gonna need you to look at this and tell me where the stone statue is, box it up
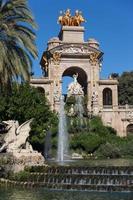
[67,73,84,97]
[54,90,60,102]
[73,73,78,83]
[92,91,98,102]
[0,119,33,153]
[58,9,86,26]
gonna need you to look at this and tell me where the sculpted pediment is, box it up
[49,44,102,57]
[41,43,103,69]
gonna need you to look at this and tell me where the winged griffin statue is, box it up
[0,119,33,153]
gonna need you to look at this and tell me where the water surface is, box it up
[0,187,132,200]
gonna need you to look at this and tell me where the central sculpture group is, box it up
[67,73,84,97]
[58,9,86,26]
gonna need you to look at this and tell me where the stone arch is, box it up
[62,66,88,95]
[36,87,45,94]
[103,88,112,106]
[126,124,133,136]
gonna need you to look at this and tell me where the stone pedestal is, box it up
[12,151,45,172]
[59,26,85,43]
[92,101,99,115]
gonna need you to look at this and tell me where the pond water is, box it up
[0,187,132,200]
[47,158,133,167]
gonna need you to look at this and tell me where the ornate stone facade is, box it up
[30,13,133,137]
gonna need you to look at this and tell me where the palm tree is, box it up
[0,0,38,91]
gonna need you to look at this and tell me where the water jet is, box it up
[57,96,69,163]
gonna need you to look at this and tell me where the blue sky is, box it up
[28,0,133,80]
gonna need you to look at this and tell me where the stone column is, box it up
[113,85,118,110]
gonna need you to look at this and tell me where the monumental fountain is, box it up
[44,74,133,192]
[0,10,133,195]
[0,69,133,193]
[0,75,133,193]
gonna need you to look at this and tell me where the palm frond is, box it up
[0,0,38,90]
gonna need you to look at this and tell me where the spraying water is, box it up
[44,130,51,160]
[57,96,69,162]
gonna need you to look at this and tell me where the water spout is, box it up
[57,96,69,162]
[44,130,51,160]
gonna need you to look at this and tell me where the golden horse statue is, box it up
[71,10,86,26]
[58,9,71,26]
[58,9,86,26]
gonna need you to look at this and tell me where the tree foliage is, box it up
[0,83,58,152]
[0,0,38,90]
[118,71,133,105]
[70,117,115,153]
[69,116,133,158]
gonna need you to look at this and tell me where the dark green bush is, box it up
[117,136,133,157]
[89,116,110,137]
[70,133,104,153]
[10,171,31,181]
[95,142,121,158]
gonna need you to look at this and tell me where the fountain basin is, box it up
[8,161,132,192]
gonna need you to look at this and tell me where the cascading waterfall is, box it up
[75,95,84,127]
[57,96,69,162]
[22,165,133,192]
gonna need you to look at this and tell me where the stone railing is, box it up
[102,105,133,110]
[118,105,133,110]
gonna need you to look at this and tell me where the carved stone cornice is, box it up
[49,43,103,58]
[122,118,133,122]
[30,78,53,84]
[98,79,119,85]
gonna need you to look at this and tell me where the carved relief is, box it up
[89,52,100,65]
[126,111,133,122]
[54,84,60,102]
[52,52,61,65]
[54,46,91,55]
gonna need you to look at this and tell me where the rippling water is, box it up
[0,187,133,200]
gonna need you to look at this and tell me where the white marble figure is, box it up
[0,119,33,153]
[67,73,84,97]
